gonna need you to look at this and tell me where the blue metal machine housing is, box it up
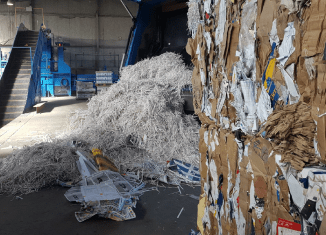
[124,0,191,67]
[41,41,72,96]
[0,51,8,79]
[123,0,194,112]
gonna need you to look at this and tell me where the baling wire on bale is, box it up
[0,52,200,195]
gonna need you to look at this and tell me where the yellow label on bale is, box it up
[264,58,276,90]
[92,148,102,156]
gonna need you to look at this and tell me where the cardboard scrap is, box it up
[259,102,317,170]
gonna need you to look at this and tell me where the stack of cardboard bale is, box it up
[76,81,96,100]
[186,0,326,234]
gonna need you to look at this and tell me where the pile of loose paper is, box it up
[0,52,200,199]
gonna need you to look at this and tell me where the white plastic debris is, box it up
[187,0,201,38]
[76,150,98,178]
[177,207,184,218]
[215,0,226,47]
[277,22,296,66]
[287,174,305,210]
[269,19,279,46]
[204,32,212,53]
[305,57,316,80]
[281,0,296,13]
[216,79,229,114]
[256,87,273,123]
[238,0,257,80]
[240,79,258,133]
[279,64,300,104]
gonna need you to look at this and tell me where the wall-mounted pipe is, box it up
[15,7,25,28]
[15,7,44,28]
[34,8,45,27]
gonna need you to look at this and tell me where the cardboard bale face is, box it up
[187,0,326,233]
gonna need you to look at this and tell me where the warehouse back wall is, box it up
[0,0,138,74]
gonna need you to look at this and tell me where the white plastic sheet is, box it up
[279,64,300,104]
[256,87,273,123]
[215,0,226,47]
[277,22,296,66]
[269,19,280,46]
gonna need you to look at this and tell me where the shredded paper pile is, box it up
[69,52,199,168]
[0,52,200,195]
[0,142,80,195]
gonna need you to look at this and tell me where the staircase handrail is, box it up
[0,23,29,88]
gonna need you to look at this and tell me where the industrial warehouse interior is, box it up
[1,0,326,235]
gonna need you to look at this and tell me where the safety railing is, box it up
[25,25,46,109]
[0,46,33,76]
[0,58,8,78]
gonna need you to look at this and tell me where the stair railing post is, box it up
[30,47,33,76]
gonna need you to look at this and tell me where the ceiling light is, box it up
[7,0,14,6]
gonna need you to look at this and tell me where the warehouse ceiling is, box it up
[0,0,30,3]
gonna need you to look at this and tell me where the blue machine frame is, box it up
[124,0,168,67]
[0,51,8,79]
[41,41,72,97]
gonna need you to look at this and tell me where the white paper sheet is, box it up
[277,22,295,66]
[269,19,279,46]
[256,87,273,122]
[215,0,226,46]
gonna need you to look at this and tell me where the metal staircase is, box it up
[0,24,43,128]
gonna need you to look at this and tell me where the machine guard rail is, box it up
[25,25,46,109]
[0,23,28,88]
[0,47,33,77]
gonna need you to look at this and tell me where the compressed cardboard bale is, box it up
[186,0,326,233]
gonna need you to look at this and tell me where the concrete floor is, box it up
[0,185,200,235]
[0,96,200,235]
[0,97,88,158]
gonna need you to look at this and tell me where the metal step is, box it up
[0,94,28,100]
[6,74,31,79]
[12,55,33,59]
[9,70,31,76]
[12,49,36,54]
[16,42,37,46]
[4,88,28,95]
[12,48,36,54]
[17,36,39,40]
[13,52,35,57]
[18,31,39,35]
[0,112,21,120]
[0,105,24,113]
[4,77,30,84]
[11,59,32,64]
[9,69,31,77]
[10,65,31,70]
[14,46,36,49]
[0,99,26,106]
[5,83,29,90]
[11,62,32,66]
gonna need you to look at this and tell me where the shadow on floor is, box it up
[0,185,200,235]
